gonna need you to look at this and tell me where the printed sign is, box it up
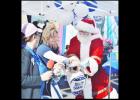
[70,75,86,96]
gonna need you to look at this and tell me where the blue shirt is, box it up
[36,43,51,64]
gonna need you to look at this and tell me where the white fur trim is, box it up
[80,40,91,62]
[88,57,98,76]
[77,33,103,62]
[92,56,101,63]
[77,31,103,44]
[82,57,98,76]
[75,21,99,34]
[90,32,103,40]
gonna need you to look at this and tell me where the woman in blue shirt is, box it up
[36,22,68,99]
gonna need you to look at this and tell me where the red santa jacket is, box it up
[67,36,112,98]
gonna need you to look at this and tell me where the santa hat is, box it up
[75,18,100,34]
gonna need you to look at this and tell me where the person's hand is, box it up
[53,63,64,76]
[80,58,92,76]
[66,56,81,72]
[82,57,98,77]
[40,71,53,81]
[83,68,93,76]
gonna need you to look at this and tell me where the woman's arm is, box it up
[43,51,67,63]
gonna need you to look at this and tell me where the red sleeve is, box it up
[66,36,80,58]
[90,39,104,64]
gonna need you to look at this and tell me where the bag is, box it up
[69,71,86,96]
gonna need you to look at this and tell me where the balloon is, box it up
[74,3,89,19]
[61,1,77,11]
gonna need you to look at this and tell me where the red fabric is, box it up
[75,91,84,99]
[90,39,104,64]
[67,36,80,58]
[67,36,103,64]
[67,36,110,98]
[94,87,113,99]
[91,68,110,94]
[76,95,84,99]
[82,18,95,27]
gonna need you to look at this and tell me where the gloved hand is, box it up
[81,57,98,77]
[65,56,81,72]
[40,71,53,81]
[53,63,65,76]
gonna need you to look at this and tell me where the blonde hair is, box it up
[42,22,58,44]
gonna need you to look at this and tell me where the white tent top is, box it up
[22,1,118,16]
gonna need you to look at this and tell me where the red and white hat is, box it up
[75,18,100,34]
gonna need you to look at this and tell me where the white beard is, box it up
[77,33,93,62]
[77,32,102,62]
[77,33,91,44]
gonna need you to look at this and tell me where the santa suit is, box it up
[67,33,113,99]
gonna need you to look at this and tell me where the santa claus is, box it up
[66,18,118,99]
